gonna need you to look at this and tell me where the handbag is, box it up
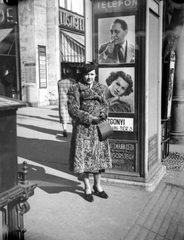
[97,120,113,141]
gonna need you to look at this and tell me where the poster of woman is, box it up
[99,67,135,113]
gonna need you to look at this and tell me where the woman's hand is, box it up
[100,112,106,120]
[92,116,101,124]
[108,96,118,106]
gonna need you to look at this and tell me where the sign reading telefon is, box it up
[93,0,138,13]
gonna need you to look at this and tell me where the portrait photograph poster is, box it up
[99,67,135,113]
[98,15,135,52]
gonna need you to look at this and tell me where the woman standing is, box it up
[67,62,112,202]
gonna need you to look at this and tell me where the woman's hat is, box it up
[81,62,98,75]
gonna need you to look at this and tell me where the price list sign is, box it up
[39,56,47,88]
[38,46,47,88]
[109,139,135,171]
[24,63,36,83]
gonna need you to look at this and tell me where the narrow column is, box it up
[168,4,184,143]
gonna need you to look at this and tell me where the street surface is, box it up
[16,105,184,240]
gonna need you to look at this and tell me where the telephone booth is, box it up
[85,0,166,191]
[0,96,37,240]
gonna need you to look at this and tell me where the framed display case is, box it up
[86,0,165,188]
[92,0,139,173]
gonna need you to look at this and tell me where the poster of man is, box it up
[99,67,135,113]
[98,16,135,64]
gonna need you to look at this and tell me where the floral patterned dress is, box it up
[67,81,112,174]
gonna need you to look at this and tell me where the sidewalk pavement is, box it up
[16,105,184,240]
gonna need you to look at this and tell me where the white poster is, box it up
[108,117,133,131]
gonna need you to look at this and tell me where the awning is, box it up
[62,30,84,46]
[0,28,14,55]
[60,30,85,63]
[0,28,13,42]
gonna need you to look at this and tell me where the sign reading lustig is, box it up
[59,8,84,32]
[93,0,138,13]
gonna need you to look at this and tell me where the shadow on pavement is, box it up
[48,114,59,119]
[17,122,84,196]
[48,107,58,111]
[18,163,84,197]
[17,136,72,173]
[18,114,59,123]
[17,123,65,136]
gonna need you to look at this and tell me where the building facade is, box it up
[0,0,84,106]
[0,0,19,98]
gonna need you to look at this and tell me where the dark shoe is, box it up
[85,193,94,202]
[93,185,109,199]
[63,130,67,137]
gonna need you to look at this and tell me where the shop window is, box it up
[0,1,19,99]
[59,0,84,16]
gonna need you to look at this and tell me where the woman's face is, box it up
[83,69,96,86]
[109,76,129,97]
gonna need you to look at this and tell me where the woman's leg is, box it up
[63,122,67,131]
[83,173,91,194]
[62,122,67,137]
[93,173,103,192]
[83,173,94,202]
[93,172,109,199]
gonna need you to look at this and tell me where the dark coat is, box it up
[1,71,14,98]
[67,81,112,173]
